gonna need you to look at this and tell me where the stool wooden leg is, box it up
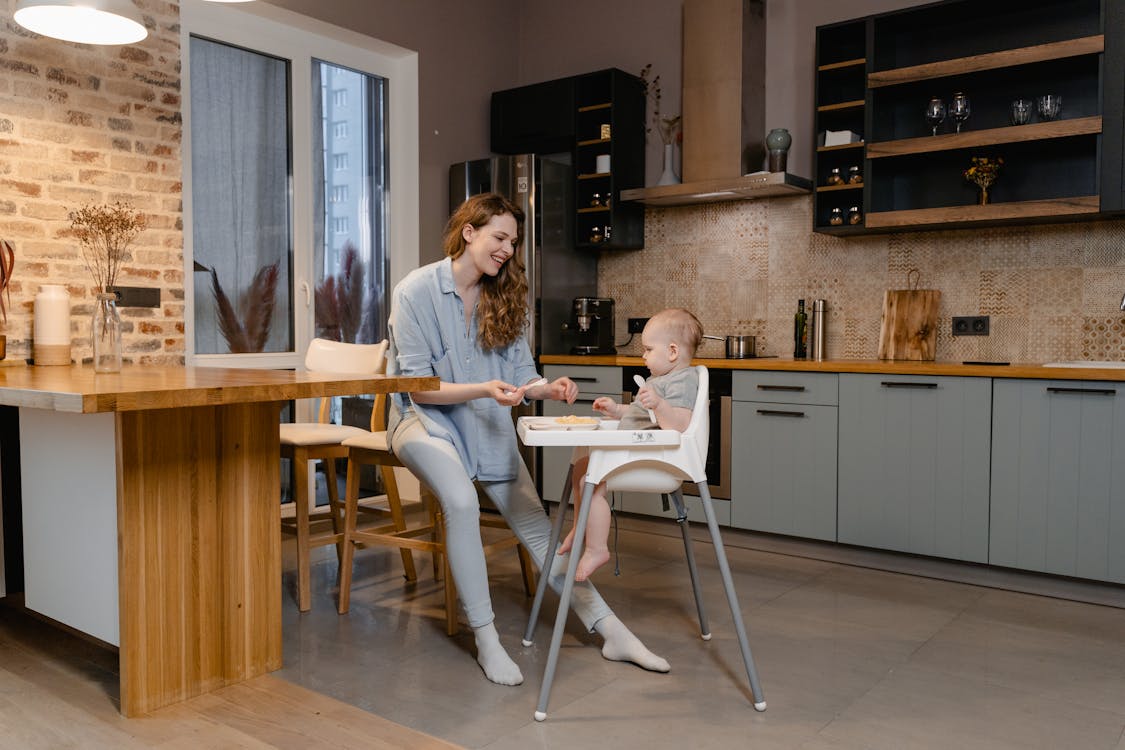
[294,449,312,613]
[380,465,417,582]
[324,458,345,564]
[337,454,361,615]
[424,488,442,581]
[517,544,536,596]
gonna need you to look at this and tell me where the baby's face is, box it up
[640,321,676,376]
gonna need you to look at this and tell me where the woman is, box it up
[386,192,669,685]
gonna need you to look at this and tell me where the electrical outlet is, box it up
[627,317,649,333]
[108,285,160,308]
[952,315,990,336]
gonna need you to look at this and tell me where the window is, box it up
[333,88,347,107]
[333,216,348,234]
[331,185,348,203]
[333,121,348,138]
[333,153,348,170]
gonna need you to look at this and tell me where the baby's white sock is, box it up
[473,622,524,685]
[594,614,670,672]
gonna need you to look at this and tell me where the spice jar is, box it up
[590,227,604,243]
[848,206,863,225]
[828,207,844,226]
[590,192,603,207]
[847,166,863,185]
[826,167,844,186]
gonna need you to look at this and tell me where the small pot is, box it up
[703,334,756,359]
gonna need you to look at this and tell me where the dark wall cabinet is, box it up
[813,0,1125,235]
[491,68,645,250]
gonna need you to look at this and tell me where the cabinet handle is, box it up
[1046,386,1116,396]
[880,381,938,389]
[757,408,806,418]
[570,377,598,383]
[757,384,806,392]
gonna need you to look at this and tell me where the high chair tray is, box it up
[517,417,681,447]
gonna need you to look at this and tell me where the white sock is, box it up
[594,614,670,672]
[473,622,524,686]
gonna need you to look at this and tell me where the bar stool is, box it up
[280,338,417,612]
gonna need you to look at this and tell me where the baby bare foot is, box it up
[557,528,576,555]
[574,548,611,582]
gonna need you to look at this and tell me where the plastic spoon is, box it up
[633,374,657,424]
[507,377,547,395]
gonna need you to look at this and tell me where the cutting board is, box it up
[878,288,941,361]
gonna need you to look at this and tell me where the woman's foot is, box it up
[473,623,524,686]
[594,615,670,672]
[574,547,610,582]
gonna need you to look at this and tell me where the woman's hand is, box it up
[484,379,528,406]
[531,376,578,404]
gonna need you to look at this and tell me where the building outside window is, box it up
[333,153,348,170]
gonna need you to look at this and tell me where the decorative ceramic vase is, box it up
[766,128,792,172]
[657,143,679,185]
[33,284,71,366]
[92,291,122,373]
[978,186,989,205]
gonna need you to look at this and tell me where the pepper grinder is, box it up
[810,299,827,361]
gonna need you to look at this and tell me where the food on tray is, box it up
[556,415,598,425]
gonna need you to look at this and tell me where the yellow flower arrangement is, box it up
[964,156,1003,191]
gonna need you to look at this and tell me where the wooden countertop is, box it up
[539,354,1125,381]
[0,364,438,414]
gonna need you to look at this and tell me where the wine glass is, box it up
[951,92,971,133]
[1038,94,1061,121]
[925,97,946,136]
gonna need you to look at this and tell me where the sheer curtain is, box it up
[189,36,293,355]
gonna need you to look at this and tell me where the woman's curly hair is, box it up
[443,192,528,350]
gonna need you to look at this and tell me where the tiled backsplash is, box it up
[599,196,1125,364]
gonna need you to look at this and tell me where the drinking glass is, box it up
[1038,94,1061,121]
[951,92,971,133]
[1010,99,1032,125]
[925,97,946,136]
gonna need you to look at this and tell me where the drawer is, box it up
[733,371,838,406]
[543,365,622,395]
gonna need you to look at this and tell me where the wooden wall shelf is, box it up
[818,58,866,72]
[867,116,1103,158]
[817,99,865,112]
[816,142,865,153]
[816,184,863,193]
[620,172,812,206]
[865,195,1100,228]
[868,35,1104,88]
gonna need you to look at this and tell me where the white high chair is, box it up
[521,365,766,721]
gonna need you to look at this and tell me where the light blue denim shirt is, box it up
[387,258,540,482]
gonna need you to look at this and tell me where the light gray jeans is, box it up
[390,415,613,631]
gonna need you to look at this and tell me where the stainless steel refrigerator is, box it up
[450,154,598,490]
[449,154,598,358]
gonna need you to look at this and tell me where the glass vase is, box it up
[978,186,990,206]
[92,292,122,373]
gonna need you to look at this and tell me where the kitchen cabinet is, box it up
[730,371,838,541]
[837,373,991,562]
[490,76,576,156]
[813,0,1125,234]
[990,379,1125,583]
[573,69,645,250]
[539,365,623,503]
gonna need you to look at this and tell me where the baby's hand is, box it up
[592,397,619,416]
[635,384,662,411]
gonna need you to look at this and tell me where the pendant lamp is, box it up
[14,0,147,45]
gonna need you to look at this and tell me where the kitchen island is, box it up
[0,364,436,717]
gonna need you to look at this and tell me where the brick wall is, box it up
[0,1,184,364]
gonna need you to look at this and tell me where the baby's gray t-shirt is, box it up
[619,367,699,430]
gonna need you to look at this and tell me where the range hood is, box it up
[622,0,812,207]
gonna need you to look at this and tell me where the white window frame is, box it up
[180,0,419,369]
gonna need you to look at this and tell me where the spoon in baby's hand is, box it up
[632,374,657,424]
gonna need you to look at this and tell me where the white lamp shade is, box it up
[202,0,255,3]
[15,0,147,45]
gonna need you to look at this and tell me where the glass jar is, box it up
[848,206,863,225]
[847,166,863,185]
[92,291,123,373]
[590,192,603,207]
[826,167,844,186]
[590,227,604,243]
[828,207,844,226]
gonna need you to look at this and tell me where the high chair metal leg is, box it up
[668,491,711,640]
[533,480,596,722]
[522,463,573,647]
[696,481,766,711]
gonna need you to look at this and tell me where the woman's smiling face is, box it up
[462,213,519,277]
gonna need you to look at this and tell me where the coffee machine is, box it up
[567,297,616,355]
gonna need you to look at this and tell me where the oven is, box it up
[622,366,731,500]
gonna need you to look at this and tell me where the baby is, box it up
[558,308,703,581]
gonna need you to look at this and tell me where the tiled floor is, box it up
[280,515,1125,750]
